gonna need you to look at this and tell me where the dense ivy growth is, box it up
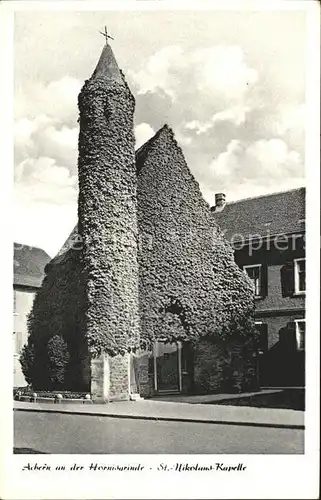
[26,249,89,390]
[20,342,35,386]
[47,335,70,387]
[193,337,258,394]
[24,45,257,393]
[77,72,140,358]
[136,125,256,349]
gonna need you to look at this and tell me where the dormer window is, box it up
[294,258,306,294]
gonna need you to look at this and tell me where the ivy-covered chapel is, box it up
[25,40,258,401]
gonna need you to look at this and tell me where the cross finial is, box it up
[99,26,114,45]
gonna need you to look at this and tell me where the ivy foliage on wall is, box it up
[25,52,141,389]
[136,125,256,349]
[25,249,88,390]
[24,124,257,391]
[23,49,256,392]
[77,73,140,359]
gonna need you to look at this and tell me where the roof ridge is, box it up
[224,186,305,206]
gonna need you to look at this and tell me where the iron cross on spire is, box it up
[99,26,114,45]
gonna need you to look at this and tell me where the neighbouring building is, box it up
[13,243,51,387]
[24,40,259,401]
[214,188,306,388]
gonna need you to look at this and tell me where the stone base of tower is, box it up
[90,353,131,402]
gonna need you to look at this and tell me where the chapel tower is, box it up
[77,35,140,401]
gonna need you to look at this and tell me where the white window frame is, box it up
[294,258,306,295]
[13,331,23,355]
[294,319,305,351]
[243,264,262,297]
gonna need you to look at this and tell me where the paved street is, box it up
[14,410,304,454]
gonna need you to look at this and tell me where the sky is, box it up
[13,8,307,257]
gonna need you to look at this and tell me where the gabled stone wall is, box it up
[136,125,258,393]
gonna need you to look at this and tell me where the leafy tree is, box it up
[19,340,35,386]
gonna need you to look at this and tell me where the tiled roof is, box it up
[213,187,305,242]
[91,41,123,83]
[14,243,51,288]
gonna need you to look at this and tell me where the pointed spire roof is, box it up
[91,42,123,83]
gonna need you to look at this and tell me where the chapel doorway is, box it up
[153,341,182,393]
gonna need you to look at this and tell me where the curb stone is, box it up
[14,406,305,430]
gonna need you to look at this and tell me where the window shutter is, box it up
[260,263,268,297]
[280,261,295,297]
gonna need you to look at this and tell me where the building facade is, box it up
[24,41,259,401]
[13,243,51,387]
[214,188,306,388]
